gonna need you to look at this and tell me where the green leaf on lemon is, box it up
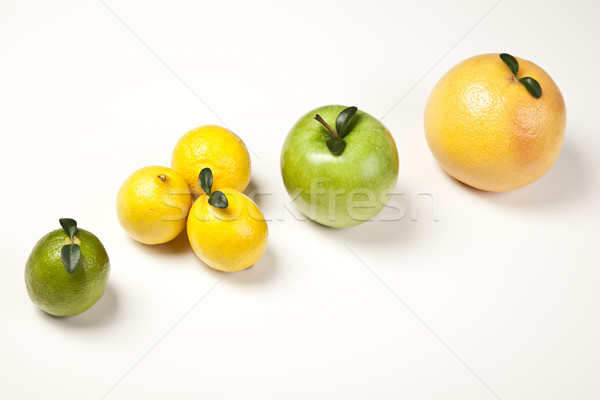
[59,218,77,240]
[208,191,228,209]
[336,106,357,139]
[199,168,213,195]
[518,77,542,98]
[500,53,519,76]
[61,243,81,274]
[326,138,346,155]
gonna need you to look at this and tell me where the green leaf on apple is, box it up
[336,106,357,139]
[199,167,213,195]
[208,191,228,209]
[314,107,359,156]
[326,138,346,155]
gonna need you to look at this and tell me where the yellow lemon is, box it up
[116,166,192,245]
[171,125,251,197]
[424,53,566,191]
[187,169,267,271]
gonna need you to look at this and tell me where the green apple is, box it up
[280,105,399,228]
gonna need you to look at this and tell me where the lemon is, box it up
[424,53,566,191]
[116,166,192,245]
[187,169,267,272]
[171,125,251,197]
[25,219,110,317]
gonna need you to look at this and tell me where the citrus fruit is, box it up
[171,125,251,197]
[187,168,268,272]
[116,166,192,245]
[424,53,566,191]
[25,219,110,317]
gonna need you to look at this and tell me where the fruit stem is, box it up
[158,174,166,182]
[314,114,340,141]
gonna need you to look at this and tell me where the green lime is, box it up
[25,219,110,317]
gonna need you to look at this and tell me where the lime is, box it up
[25,219,110,317]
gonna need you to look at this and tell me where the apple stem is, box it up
[314,114,340,141]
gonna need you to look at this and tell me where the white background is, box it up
[1,0,599,399]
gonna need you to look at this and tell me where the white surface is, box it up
[1,0,599,399]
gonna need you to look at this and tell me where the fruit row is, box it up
[25,53,566,317]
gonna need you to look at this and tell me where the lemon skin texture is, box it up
[171,125,251,197]
[187,189,268,272]
[25,228,110,317]
[424,53,566,192]
[116,166,192,245]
